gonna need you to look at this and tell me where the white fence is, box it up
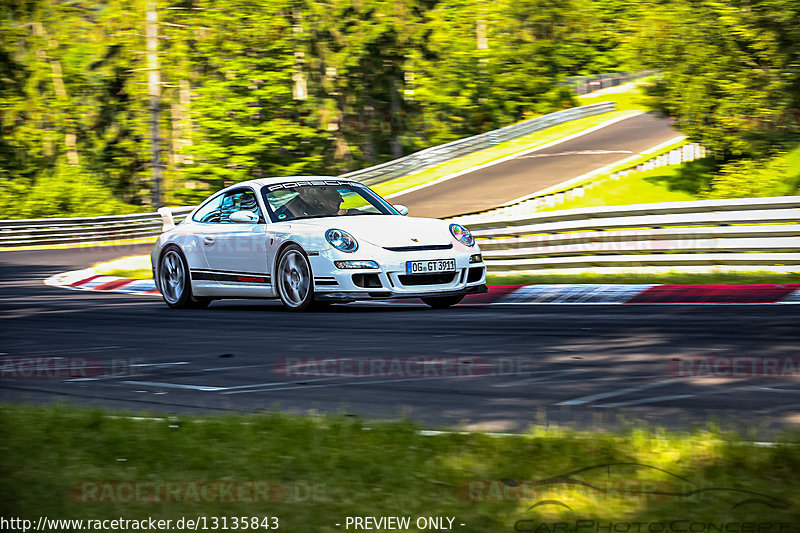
[458,197,800,275]
[0,207,194,248]
[2,196,798,277]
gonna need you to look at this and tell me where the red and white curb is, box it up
[44,269,800,304]
[45,268,159,295]
[488,283,800,305]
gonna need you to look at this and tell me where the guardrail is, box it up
[0,207,195,247]
[342,101,616,187]
[2,195,798,277]
[455,197,800,274]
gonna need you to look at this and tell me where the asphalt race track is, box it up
[393,112,679,218]
[2,246,799,437]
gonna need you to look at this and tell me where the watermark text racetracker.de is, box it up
[69,480,329,505]
[71,481,284,504]
[273,356,536,379]
[1,515,279,532]
[0,356,144,379]
[668,356,800,378]
[459,479,675,504]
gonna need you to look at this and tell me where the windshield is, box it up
[261,181,398,222]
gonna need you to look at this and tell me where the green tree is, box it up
[0,0,151,216]
[0,0,637,218]
[628,0,800,159]
[162,0,332,203]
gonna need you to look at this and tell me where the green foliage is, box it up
[628,0,800,160]
[704,154,793,199]
[407,0,587,145]
[0,160,139,218]
[0,0,149,217]
[2,0,637,217]
[15,0,800,216]
[166,0,330,203]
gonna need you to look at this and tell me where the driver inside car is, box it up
[295,186,351,217]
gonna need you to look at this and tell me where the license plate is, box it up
[406,259,456,274]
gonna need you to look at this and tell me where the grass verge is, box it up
[575,81,651,113]
[0,236,158,253]
[1,405,798,531]
[93,255,153,279]
[533,139,800,213]
[533,158,711,212]
[101,268,152,279]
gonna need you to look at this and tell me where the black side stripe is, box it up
[191,270,271,284]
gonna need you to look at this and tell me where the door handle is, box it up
[202,236,215,246]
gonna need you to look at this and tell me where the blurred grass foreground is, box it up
[1,404,799,531]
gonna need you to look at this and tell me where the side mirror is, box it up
[394,204,410,216]
[229,210,259,224]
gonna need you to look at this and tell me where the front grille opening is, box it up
[353,273,383,288]
[398,272,457,286]
[467,267,484,283]
[383,243,453,252]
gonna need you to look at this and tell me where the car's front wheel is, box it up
[421,295,465,309]
[276,244,315,311]
[158,247,210,309]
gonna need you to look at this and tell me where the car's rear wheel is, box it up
[421,295,464,309]
[158,247,210,309]
[276,244,314,311]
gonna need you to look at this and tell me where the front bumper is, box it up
[308,248,487,302]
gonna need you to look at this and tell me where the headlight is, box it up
[449,223,475,247]
[325,228,358,253]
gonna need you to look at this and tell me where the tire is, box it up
[158,247,210,309]
[275,244,315,312]
[421,295,465,309]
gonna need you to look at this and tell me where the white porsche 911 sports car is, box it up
[152,176,487,311]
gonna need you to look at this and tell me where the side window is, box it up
[219,188,262,224]
[192,194,224,224]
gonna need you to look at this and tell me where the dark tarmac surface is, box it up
[2,246,798,436]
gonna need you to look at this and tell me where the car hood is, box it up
[286,215,454,248]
